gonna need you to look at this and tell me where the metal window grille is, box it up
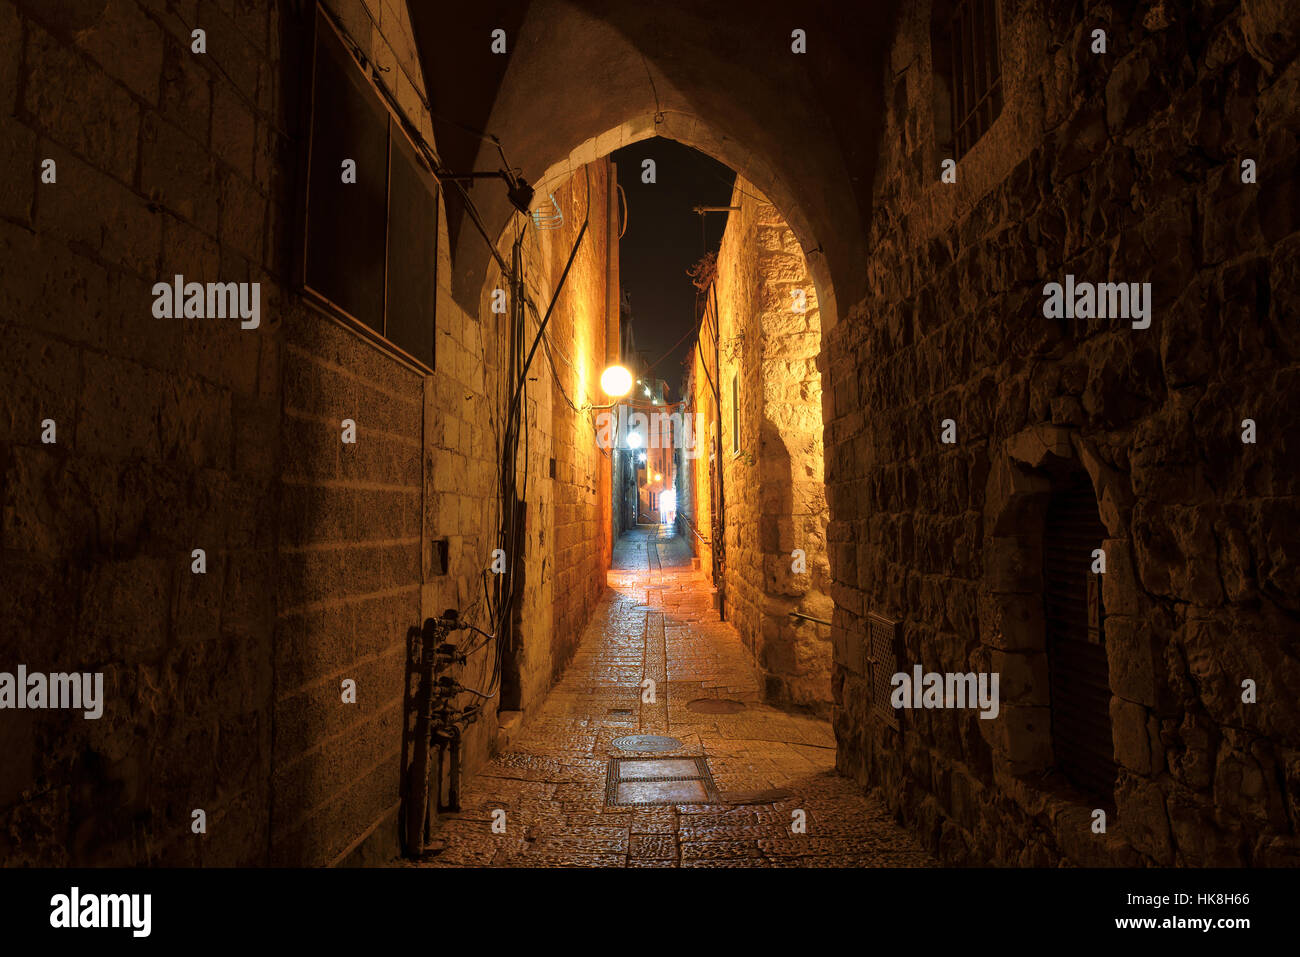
[948,0,1003,158]
[867,612,901,730]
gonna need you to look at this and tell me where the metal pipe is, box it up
[430,738,445,836]
[403,623,436,858]
[679,513,710,545]
[788,610,832,627]
[447,727,462,813]
[432,726,462,813]
[607,161,620,368]
[711,283,726,621]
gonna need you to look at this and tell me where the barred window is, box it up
[933,0,1003,160]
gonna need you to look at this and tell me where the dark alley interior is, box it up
[1,0,1298,930]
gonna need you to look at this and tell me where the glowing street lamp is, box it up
[600,364,633,398]
[626,431,643,449]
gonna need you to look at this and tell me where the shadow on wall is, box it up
[757,418,833,716]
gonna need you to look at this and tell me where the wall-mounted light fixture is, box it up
[600,364,633,398]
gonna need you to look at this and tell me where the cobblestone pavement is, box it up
[408,527,935,868]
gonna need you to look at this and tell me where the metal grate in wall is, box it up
[948,0,1003,158]
[867,612,901,730]
[1043,474,1116,802]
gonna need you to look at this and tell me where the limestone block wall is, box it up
[275,0,483,868]
[682,358,717,582]
[710,178,832,712]
[0,0,613,867]
[825,0,1300,865]
[0,0,283,865]
[487,160,614,714]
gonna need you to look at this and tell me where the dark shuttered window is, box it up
[303,7,438,370]
[1043,473,1116,802]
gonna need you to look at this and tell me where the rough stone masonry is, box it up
[0,0,1296,874]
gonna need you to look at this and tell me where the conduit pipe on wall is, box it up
[606,161,621,369]
[403,620,437,857]
[710,283,726,620]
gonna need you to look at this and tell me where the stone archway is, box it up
[408,0,903,325]
[526,117,841,331]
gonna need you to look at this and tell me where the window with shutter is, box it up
[1043,473,1116,802]
[302,7,439,371]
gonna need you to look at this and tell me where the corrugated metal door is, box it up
[1043,474,1116,801]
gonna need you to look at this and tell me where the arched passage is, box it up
[410,0,903,326]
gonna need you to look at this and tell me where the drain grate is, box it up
[611,734,682,752]
[686,698,747,714]
[605,756,720,807]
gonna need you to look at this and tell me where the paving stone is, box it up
[406,528,934,868]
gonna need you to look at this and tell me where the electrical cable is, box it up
[640,315,708,379]
[450,178,511,276]
[504,212,589,432]
[422,159,595,720]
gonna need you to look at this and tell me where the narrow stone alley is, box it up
[410,528,934,868]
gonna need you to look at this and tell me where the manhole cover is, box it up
[611,734,683,752]
[686,698,747,714]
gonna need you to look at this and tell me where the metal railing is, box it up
[788,610,832,627]
[678,513,710,546]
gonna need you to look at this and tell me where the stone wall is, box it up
[275,0,480,869]
[0,0,613,866]
[693,178,832,713]
[487,160,614,714]
[826,0,1300,865]
[682,356,717,586]
[0,0,282,865]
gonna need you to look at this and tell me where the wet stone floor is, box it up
[407,527,935,868]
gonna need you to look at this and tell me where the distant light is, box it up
[653,472,663,483]
[638,453,646,464]
[627,431,643,449]
[660,490,676,514]
[600,364,633,398]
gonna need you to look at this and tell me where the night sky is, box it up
[613,138,735,397]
